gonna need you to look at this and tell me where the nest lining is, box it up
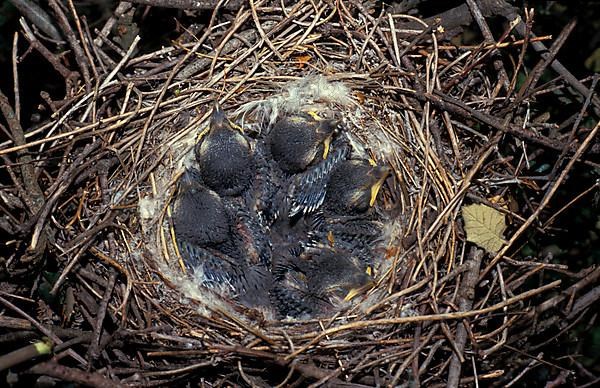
[1,1,598,386]
[138,76,402,320]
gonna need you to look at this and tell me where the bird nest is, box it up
[1,1,599,386]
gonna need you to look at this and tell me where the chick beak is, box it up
[307,111,322,120]
[343,279,376,301]
[322,133,332,159]
[180,169,196,187]
[369,166,391,207]
[210,103,226,128]
[320,119,339,159]
[210,103,243,133]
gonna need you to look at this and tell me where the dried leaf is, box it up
[294,54,312,68]
[462,204,507,253]
[488,195,508,208]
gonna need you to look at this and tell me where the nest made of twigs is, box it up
[1,1,599,386]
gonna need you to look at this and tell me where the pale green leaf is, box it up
[462,204,507,253]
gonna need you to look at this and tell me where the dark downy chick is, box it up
[172,169,230,247]
[223,196,273,269]
[178,240,272,308]
[268,112,339,173]
[270,256,313,318]
[173,170,272,308]
[268,197,315,318]
[325,160,391,215]
[304,247,373,312]
[306,160,390,267]
[243,140,286,227]
[269,194,313,258]
[270,247,373,318]
[287,138,350,218]
[306,214,384,267]
[195,104,256,197]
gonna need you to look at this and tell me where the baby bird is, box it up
[271,247,373,318]
[225,197,273,269]
[324,160,391,215]
[287,139,350,218]
[305,247,373,311]
[178,240,272,308]
[172,169,230,247]
[195,104,255,197]
[270,257,313,318]
[305,215,384,268]
[242,140,286,227]
[268,112,339,173]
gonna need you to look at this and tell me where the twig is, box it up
[0,339,52,371]
[48,0,92,92]
[27,361,124,388]
[0,294,86,366]
[465,0,510,92]
[543,74,599,190]
[87,270,118,364]
[513,19,577,107]
[507,8,600,111]
[19,18,78,92]
[12,32,20,124]
[447,248,484,388]
[93,2,132,47]
[8,0,62,41]
[288,280,561,359]
[249,0,284,60]
[0,88,47,261]
[127,0,243,10]
[480,120,600,280]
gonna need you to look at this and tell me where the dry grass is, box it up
[0,1,598,386]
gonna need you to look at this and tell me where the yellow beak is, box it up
[369,166,391,206]
[369,177,385,207]
[230,122,244,134]
[307,111,322,120]
[322,134,332,159]
[343,281,375,302]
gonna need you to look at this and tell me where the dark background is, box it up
[0,0,598,383]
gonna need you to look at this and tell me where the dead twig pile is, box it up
[0,0,599,386]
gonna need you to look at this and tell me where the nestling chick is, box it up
[270,257,313,318]
[225,197,273,268]
[306,215,384,267]
[325,160,391,215]
[242,140,286,226]
[195,104,256,196]
[287,139,350,218]
[172,169,230,247]
[270,246,373,318]
[305,247,373,311]
[268,112,339,173]
[178,240,272,308]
